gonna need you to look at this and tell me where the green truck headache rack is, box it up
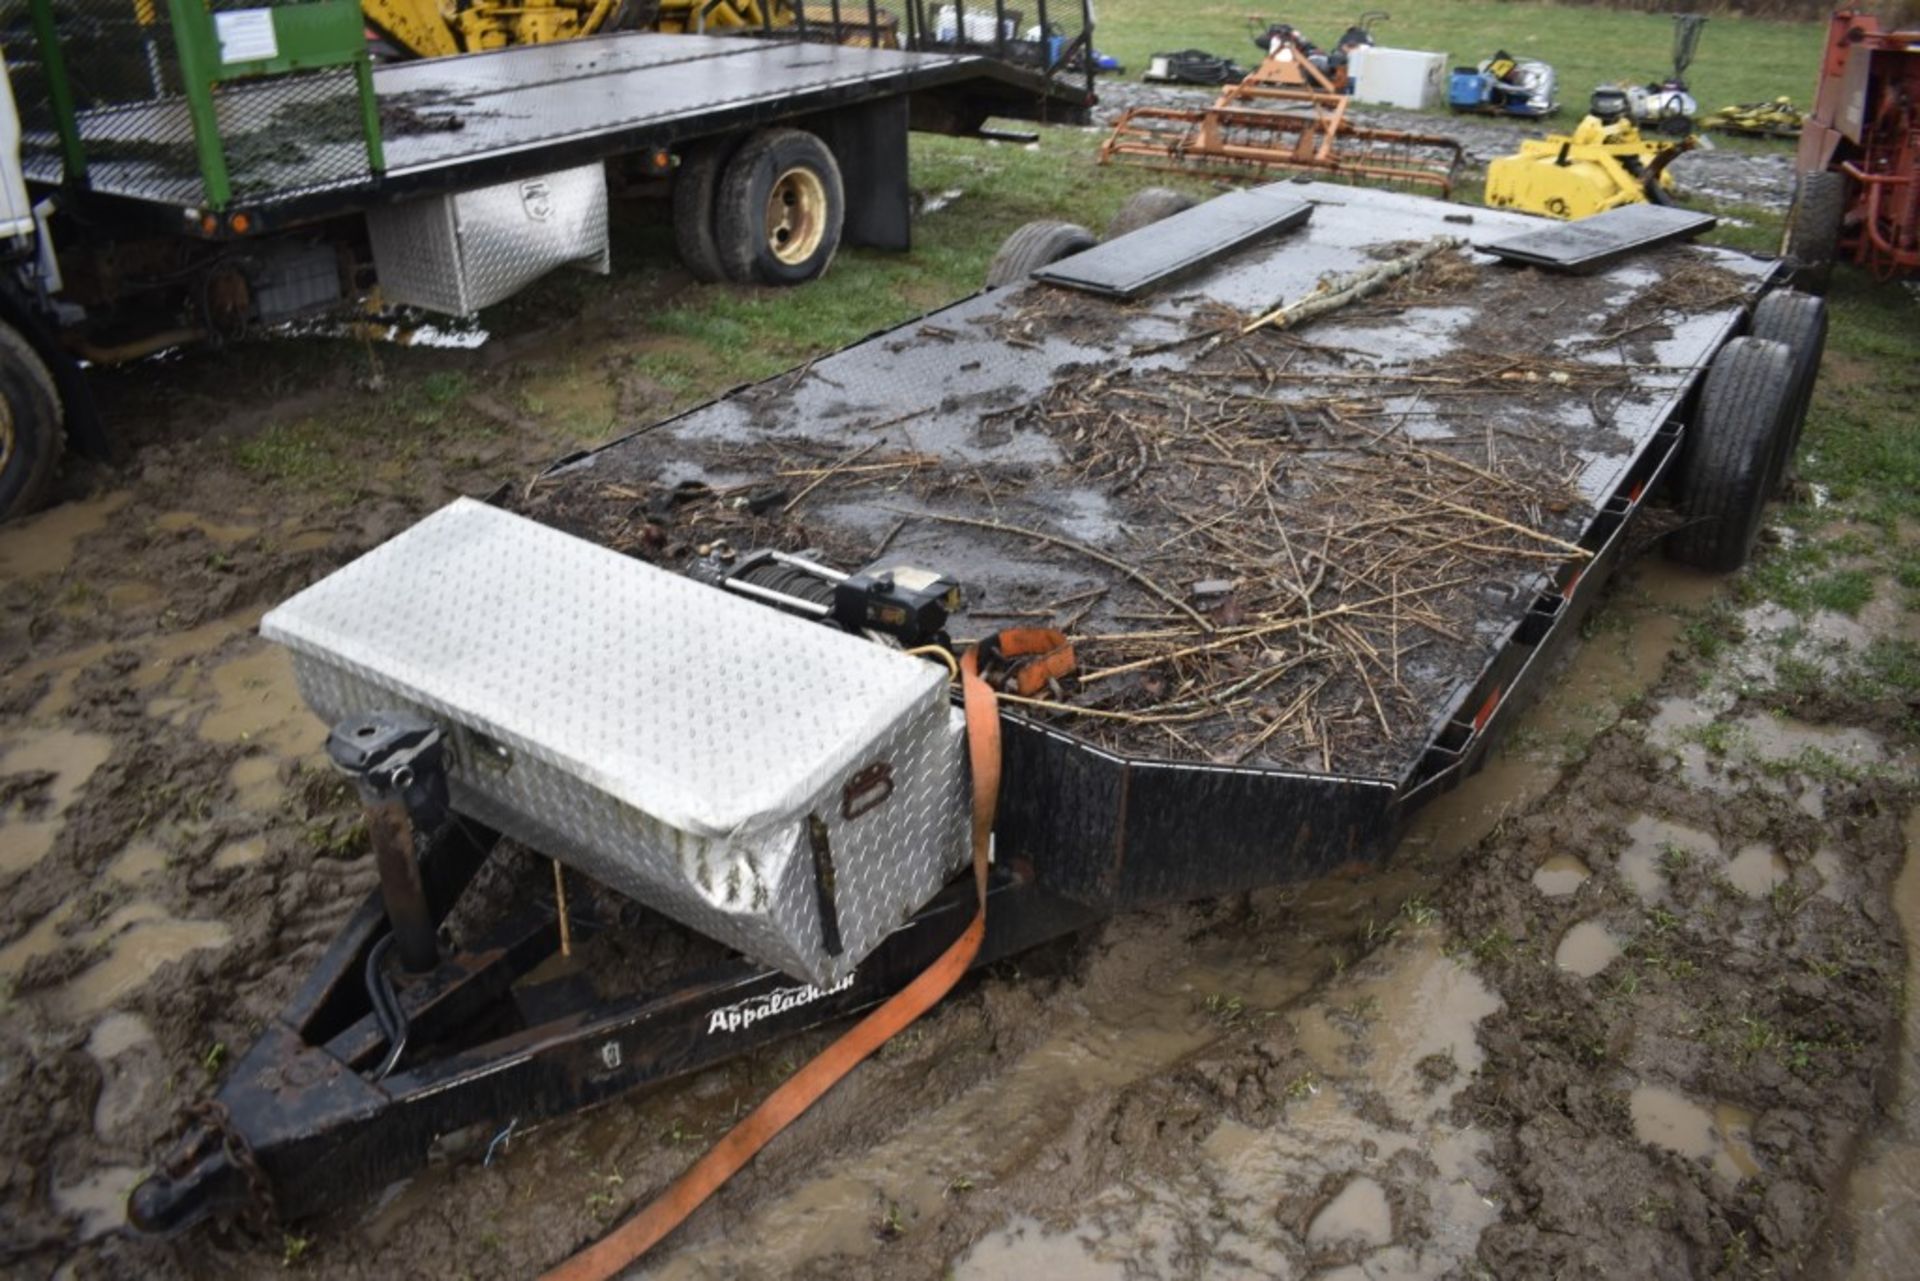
[9,0,382,211]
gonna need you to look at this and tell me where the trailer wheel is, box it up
[0,322,64,523]
[714,128,845,286]
[984,220,1096,289]
[1783,170,1846,295]
[1749,289,1827,491]
[673,136,744,284]
[1666,337,1795,573]
[1104,187,1196,240]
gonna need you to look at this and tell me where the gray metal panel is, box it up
[1476,203,1719,273]
[21,33,974,205]
[261,498,970,986]
[366,162,610,315]
[1034,187,1314,298]
[531,182,1776,784]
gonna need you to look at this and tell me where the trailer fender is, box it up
[795,97,911,253]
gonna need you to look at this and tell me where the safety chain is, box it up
[174,1099,279,1229]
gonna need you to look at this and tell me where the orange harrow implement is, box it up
[1100,35,1464,196]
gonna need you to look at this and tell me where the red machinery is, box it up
[1790,9,1920,284]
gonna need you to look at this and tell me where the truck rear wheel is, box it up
[1666,336,1795,573]
[715,128,845,286]
[1783,170,1845,295]
[1104,187,1196,240]
[673,136,743,284]
[984,220,1096,288]
[0,322,64,523]
[1749,288,1827,491]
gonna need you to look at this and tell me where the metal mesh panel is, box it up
[5,0,373,204]
[212,65,370,201]
[4,0,183,187]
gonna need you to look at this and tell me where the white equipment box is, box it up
[1349,46,1449,111]
[262,499,971,987]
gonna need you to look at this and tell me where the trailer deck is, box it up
[522,183,1773,903]
[21,31,1075,222]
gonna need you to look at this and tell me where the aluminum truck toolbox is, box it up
[260,497,969,986]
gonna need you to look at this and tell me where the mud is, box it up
[0,204,1913,1281]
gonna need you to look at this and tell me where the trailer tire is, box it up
[1104,187,1196,240]
[1749,289,1826,491]
[0,322,64,524]
[984,220,1096,288]
[1783,170,1845,295]
[1666,337,1795,574]
[674,136,743,284]
[714,128,844,286]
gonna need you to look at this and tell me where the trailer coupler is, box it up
[128,713,1095,1233]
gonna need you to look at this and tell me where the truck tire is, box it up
[0,321,64,523]
[1749,288,1826,491]
[1104,187,1196,240]
[673,136,742,284]
[984,220,1096,289]
[1666,337,1795,573]
[714,128,844,286]
[1783,170,1845,295]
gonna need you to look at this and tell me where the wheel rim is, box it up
[765,166,827,266]
[0,398,13,479]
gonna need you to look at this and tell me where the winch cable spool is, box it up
[542,630,1074,1281]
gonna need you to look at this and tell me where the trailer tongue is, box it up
[130,184,1815,1244]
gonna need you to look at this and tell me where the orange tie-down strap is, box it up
[540,630,1070,1281]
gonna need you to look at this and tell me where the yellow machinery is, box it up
[365,0,800,59]
[1484,88,1693,220]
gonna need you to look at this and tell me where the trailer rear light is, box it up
[229,213,253,234]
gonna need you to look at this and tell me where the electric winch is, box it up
[710,548,963,650]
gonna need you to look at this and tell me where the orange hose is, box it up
[540,633,1066,1281]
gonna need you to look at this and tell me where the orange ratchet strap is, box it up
[540,630,1069,1281]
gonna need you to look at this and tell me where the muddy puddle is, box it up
[1825,808,1920,1277]
[617,558,1717,1279]
[1,432,1913,1281]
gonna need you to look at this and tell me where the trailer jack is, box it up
[128,712,1091,1232]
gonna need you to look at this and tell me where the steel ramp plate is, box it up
[1477,204,1718,273]
[261,498,969,986]
[1033,186,1315,298]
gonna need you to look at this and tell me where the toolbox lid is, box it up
[261,498,949,837]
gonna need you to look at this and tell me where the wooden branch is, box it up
[1240,236,1466,337]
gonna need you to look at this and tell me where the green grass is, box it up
[616,130,1212,401]
[1090,0,1828,119]
[1796,277,1920,526]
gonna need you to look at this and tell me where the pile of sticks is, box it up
[946,334,1595,775]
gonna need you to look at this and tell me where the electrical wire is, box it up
[364,934,409,1081]
[903,644,960,682]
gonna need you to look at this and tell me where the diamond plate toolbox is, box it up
[366,163,611,315]
[261,498,969,986]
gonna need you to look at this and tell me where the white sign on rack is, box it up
[214,9,279,65]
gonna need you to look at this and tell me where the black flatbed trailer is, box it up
[129,185,1796,1239]
[23,30,1091,235]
